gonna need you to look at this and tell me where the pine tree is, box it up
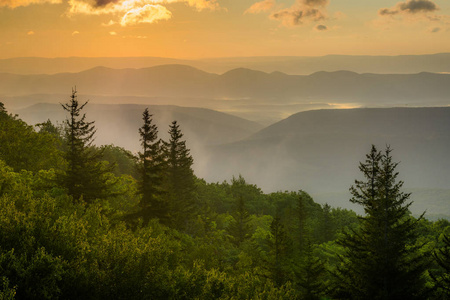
[162,120,196,229]
[266,216,292,287]
[59,88,113,202]
[227,195,252,247]
[434,234,450,297]
[320,203,334,243]
[296,194,308,251]
[334,145,429,299]
[295,240,326,300]
[138,108,167,225]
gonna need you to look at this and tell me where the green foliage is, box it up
[265,216,293,287]
[433,233,450,297]
[0,104,62,172]
[100,145,139,179]
[294,241,327,300]
[0,277,16,300]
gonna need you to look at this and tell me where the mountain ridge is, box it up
[1,53,450,75]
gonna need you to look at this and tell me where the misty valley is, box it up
[1,56,450,299]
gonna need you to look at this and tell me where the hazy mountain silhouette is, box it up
[14,103,263,157]
[202,107,450,214]
[1,65,449,105]
[1,53,450,75]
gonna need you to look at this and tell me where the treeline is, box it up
[0,91,450,299]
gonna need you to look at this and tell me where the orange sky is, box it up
[0,0,449,58]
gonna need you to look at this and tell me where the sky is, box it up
[0,0,449,58]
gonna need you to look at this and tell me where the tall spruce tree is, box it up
[138,108,167,225]
[227,195,252,247]
[334,145,429,299]
[295,240,326,300]
[434,234,450,297]
[162,120,196,229]
[266,215,292,287]
[60,88,113,202]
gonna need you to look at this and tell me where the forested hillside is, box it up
[0,94,449,299]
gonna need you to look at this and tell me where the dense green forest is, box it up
[1,91,450,300]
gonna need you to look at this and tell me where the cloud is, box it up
[27,30,35,35]
[314,24,327,31]
[120,4,171,26]
[263,0,328,27]
[430,26,440,32]
[72,30,80,35]
[109,31,117,35]
[93,0,120,7]
[303,0,327,7]
[379,0,439,16]
[0,0,61,8]
[244,0,275,14]
[66,0,220,26]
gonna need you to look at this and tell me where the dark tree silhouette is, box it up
[138,108,167,225]
[334,145,429,299]
[59,88,113,202]
[163,120,196,230]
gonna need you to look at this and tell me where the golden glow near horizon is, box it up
[0,0,449,59]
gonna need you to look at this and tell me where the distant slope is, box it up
[14,103,263,156]
[1,53,450,75]
[1,65,449,105]
[202,107,450,214]
[201,53,450,75]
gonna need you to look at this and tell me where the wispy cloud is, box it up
[245,0,329,27]
[72,30,80,35]
[27,30,35,35]
[244,0,275,15]
[120,4,171,26]
[0,0,61,8]
[270,0,328,27]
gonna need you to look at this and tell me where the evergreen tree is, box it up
[434,234,450,297]
[162,120,196,229]
[334,145,429,299]
[59,88,114,202]
[319,203,334,243]
[227,195,252,247]
[138,108,167,225]
[266,216,292,287]
[296,194,308,251]
[295,241,326,300]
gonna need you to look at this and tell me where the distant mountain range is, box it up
[201,107,450,214]
[1,64,449,103]
[1,53,450,75]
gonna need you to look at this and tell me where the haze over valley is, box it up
[2,53,449,217]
